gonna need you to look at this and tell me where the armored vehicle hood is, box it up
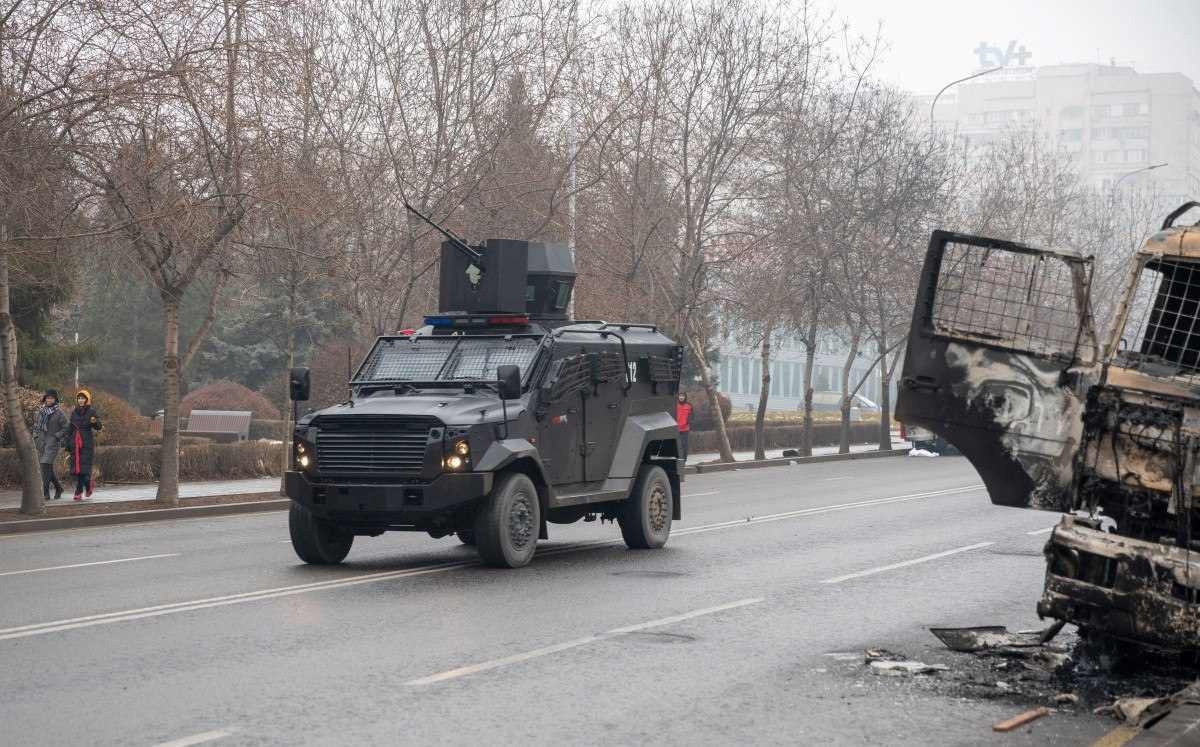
[304,391,524,426]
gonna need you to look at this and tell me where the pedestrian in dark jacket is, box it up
[33,389,68,500]
[66,389,102,500]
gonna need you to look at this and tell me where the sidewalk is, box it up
[0,477,280,510]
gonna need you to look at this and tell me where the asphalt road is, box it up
[0,456,1113,746]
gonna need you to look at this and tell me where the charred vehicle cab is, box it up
[896,201,1200,653]
[284,213,683,568]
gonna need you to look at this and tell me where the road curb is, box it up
[0,496,289,535]
[687,447,910,474]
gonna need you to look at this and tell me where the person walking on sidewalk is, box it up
[34,389,68,500]
[66,389,102,500]
[676,392,693,466]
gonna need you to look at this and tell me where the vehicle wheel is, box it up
[458,529,477,546]
[619,465,673,549]
[474,472,540,568]
[289,502,353,565]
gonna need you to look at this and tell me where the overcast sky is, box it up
[830,0,1200,94]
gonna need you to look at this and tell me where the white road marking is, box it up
[821,476,853,482]
[152,728,235,747]
[1026,527,1055,536]
[405,598,762,686]
[0,553,179,578]
[0,484,980,642]
[821,542,995,584]
[686,490,720,497]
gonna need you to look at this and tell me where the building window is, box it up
[1059,128,1083,142]
[1126,149,1147,163]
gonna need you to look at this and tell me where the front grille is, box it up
[314,417,436,474]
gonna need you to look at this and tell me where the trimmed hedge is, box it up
[689,422,881,453]
[0,441,284,487]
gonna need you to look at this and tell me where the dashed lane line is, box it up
[0,484,981,642]
[404,598,763,686]
[820,542,995,584]
[151,728,236,747]
[0,553,179,578]
[1027,527,1055,536]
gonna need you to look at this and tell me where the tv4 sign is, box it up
[974,41,1032,68]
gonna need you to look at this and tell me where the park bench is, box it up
[183,409,252,443]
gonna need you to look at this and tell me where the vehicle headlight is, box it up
[454,439,470,457]
[299,454,311,468]
[444,454,464,470]
[295,438,315,471]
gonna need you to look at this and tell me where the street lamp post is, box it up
[1113,162,1168,192]
[929,66,1003,129]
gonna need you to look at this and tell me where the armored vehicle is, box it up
[284,213,683,568]
[896,201,1200,653]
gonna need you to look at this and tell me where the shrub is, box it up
[688,422,882,454]
[0,440,285,487]
[0,385,152,448]
[0,386,44,448]
[683,388,732,432]
[182,380,281,420]
[74,386,154,445]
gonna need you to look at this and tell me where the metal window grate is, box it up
[356,337,541,382]
[1126,260,1200,374]
[932,242,1083,358]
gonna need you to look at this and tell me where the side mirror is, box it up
[289,367,311,402]
[497,365,521,400]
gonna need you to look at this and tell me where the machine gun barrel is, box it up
[403,202,482,262]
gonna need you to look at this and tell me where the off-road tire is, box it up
[289,503,354,565]
[619,465,673,549]
[457,530,477,546]
[475,472,540,568]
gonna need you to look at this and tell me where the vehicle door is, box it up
[535,350,588,486]
[583,349,629,482]
[894,230,1099,511]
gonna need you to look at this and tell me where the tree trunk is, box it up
[280,265,297,492]
[156,297,182,506]
[838,326,863,455]
[753,329,772,460]
[688,335,734,463]
[0,244,45,515]
[800,322,817,457]
[876,333,891,451]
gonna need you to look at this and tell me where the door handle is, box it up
[607,403,618,410]
[902,376,940,393]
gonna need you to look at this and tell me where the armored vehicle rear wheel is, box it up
[619,465,672,549]
[289,503,354,565]
[457,530,477,546]
[475,472,540,568]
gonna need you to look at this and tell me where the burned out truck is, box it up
[896,202,1200,653]
[284,210,683,569]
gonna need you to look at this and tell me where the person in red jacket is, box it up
[676,392,693,465]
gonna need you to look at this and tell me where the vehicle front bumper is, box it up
[285,470,493,523]
[1038,516,1200,651]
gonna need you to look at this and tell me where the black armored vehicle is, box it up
[284,217,684,568]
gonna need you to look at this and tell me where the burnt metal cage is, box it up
[930,238,1090,361]
[1122,259,1200,376]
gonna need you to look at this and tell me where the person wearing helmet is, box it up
[34,389,68,500]
[66,390,103,500]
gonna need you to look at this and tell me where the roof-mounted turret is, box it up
[406,202,576,329]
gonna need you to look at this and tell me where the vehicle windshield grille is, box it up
[355,337,540,383]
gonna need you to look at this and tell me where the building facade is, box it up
[713,329,884,414]
[920,62,1200,202]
